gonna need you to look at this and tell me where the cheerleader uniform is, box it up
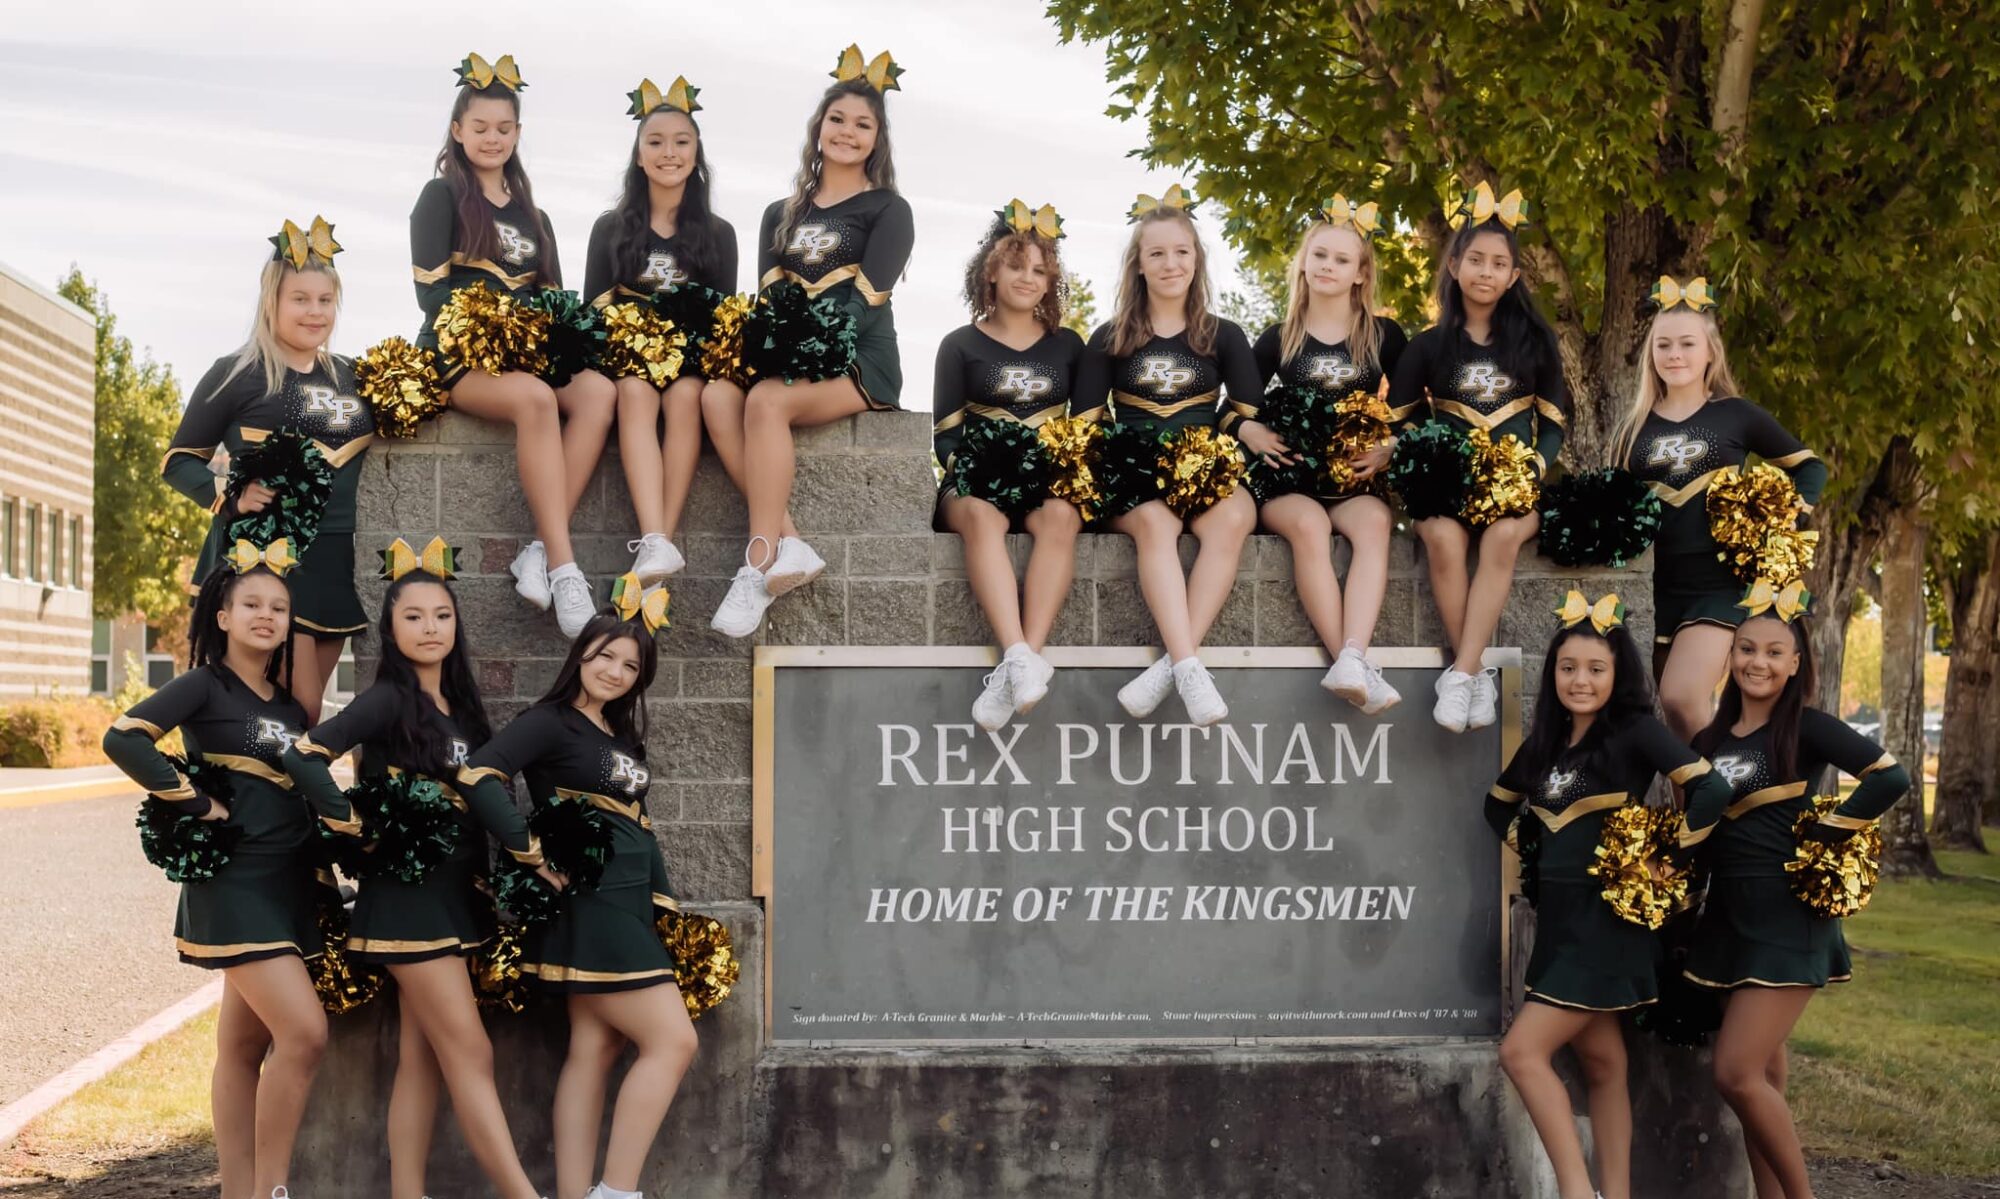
[756,189,915,408]
[1386,323,1570,508]
[283,683,544,964]
[932,324,1098,530]
[1625,399,1826,647]
[1077,319,1264,520]
[164,356,372,639]
[460,704,680,992]
[410,177,560,387]
[1484,716,1729,1010]
[103,666,322,967]
[1231,318,1408,504]
[1684,710,1909,989]
[580,212,739,311]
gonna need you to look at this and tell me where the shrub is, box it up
[0,695,122,768]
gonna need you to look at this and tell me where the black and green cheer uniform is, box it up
[581,211,739,311]
[932,323,1099,530]
[283,682,542,964]
[1685,709,1908,990]
[103,666,322,968]
[1485,715,1729,1011]
[165,355,372,638]
[1077,320,1264,519]
[461,704,680,993]
[410,176,560,386]
[756,189,915,408]
[1387,323,1571,499]
[1625,398,1827,646]
[1233,317,1408,504]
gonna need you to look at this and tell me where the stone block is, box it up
[668,821,753,899]
[681,782,753,824]
[846,535,934,577]
[847,580,931,646]
[354,451,438,535]
[651,699,753,782]
[762,579,847,647]
[682,658,751,700]
[437,450,534,534]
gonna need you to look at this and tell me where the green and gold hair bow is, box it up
[269,216,341,270]
[1456,181,1529,230]
[1555,589,1626,635]
[226,538,298,577]
[1738,578,1811,623]
[996,199,1064,240]
[456,52,525,92]
[831,45,902,93]
[610,572,671,633]
[1313,193,1381,236]
[1650,275,1717,313]
[379,536,458,582]
[629,76,701,120]
[1128,183,1194,224]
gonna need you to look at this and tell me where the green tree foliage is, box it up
[1062,269,1101,336]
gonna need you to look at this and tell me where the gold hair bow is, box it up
[379,536,458,582]
[1456,181,1529,230]
[270,216,341,270]
[997,199,1064,240]
[457,52,525,91]
[629,76,701,119]
[226,538,298,577]
[1316,193,1381,236]
[1738,578,1811,622]
[1554,589,1626,635]
[831,45,902,93]
[610,572,671,633]
[1651,275,1717,313]
[1128,183,1194,224]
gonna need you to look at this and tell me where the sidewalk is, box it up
[0,765,133,810]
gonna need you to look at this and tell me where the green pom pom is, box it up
[1537,467,1664,567]
[950,420,1049,516]
[524,290,605,389]
[1098,421,1167,519]
[492,858,563,925]
[226,430,335,553]
[1387,419,1475,520]
[742,281,858,383]
[342,772,465,884]
[1249,384,1340,499]
[136,755,241,884]
[532,797,614,891]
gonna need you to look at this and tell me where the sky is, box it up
[0,0,1247,413]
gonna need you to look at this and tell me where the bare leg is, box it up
[702,380,799,541]
[741,377,868,553]
[450,371,576,566]
[616,376,667,535]
[1329,496,1394,649]
[553,998,624,1199]
[582,985,700,1194]
[1659,624,1737,740]
[1021,499,1083,650]
[1111,501,1195,661]
[212,979,272,1199]
[387,991,443,1199]
[555,370,618,515]
[1187,489,1256,644]
[1497,1001,1602,1199]
[224,955,329,1196]
[941,493,1023,648]
[1572,1013,1634,1199]
[1714,987,1817,1199]
[1261,494,1342,653]
[1416,517,1472,652]
[658,375,706,541]
[1454,513,1539,674]
[287,633,327,729]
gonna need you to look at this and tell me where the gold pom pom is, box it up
[600,302,688,389]
[1158,426,1247,518]
[1462,428,1540,526]
[469,923,533,1015]
[1786,797,1883,918]
[354,336,447,439]
[1323,390,1395,493]
[312,904,387,1015]
[433,282,550,377]
[701,293,755,388]
[1038,415,1106,522]
[1588,804,1693,929]
[657,908,740,1021]
[1708,464,1813,585]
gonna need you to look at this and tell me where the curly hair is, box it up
[961,228,1067,328]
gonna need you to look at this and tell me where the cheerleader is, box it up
[1685,588,1909,1199]
[281,540,560,1199]
[1484,592,1731,1199]
[165,218,366,725]
[1616,278,1826,739]
[1226,197,1406,713]
[935,202,1094,730]
[102,545,322,1199]
[583,77,739,585]
[1388,184,1569,733]
[459,596,695,1199]
[706,46,915,638]
[1075,186,1261,728]
[412,53,616,638]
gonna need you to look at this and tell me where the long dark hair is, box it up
[1514,624,1655,783]
[532,612,658,747]
[187,564,292,688]
[1434,218,1559,385]
[607,107,720,289]
[436,85,556,279]
[1694,615,1816,780]
[374,573,492,778]
[772,78,897,259]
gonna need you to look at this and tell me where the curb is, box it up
[0,779,138,811]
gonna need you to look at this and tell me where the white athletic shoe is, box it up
[1356,656,1402,715]
[1173,658,1228,727]
[1013,647,1055,713]
[1467,667,1499,730]
[971,661,1019,732]
[1117,654,1175,718]
[510,541,552,610]
[764,536,827,596]
[628,533,685,583]
[710,564,774,639]
[1433,669,1475,733]
[551,570,595,639]
[1323,644,1369,704]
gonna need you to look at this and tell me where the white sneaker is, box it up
[1433,669,1474,733]
[764,536,826,597]
[710,564,773,638]
[1173,658,1228,727]
[1468,667,1498,730]
[1323,644,1369,704]
[510,541,551,610]
[628,534,684,583]
[1117,654,1175,718]
[971,662,1019,732]
[1357,657,1401,715]
[1013,647,1054,713]
[551,569,595,639]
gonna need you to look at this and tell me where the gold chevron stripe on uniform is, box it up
[1766,448,1818,468]
[759,263,861,298]
[1488,784,1524,804]
[1646,469,1724,508]
[1111,390,1221,420]
[855,272,892,307]
[1856,752,1898,778]
[1818,812,1878,830]
[386,765,469,812]
[238,426,374,469]
[1534,397,1567,427]
[413,256,539,290]
[555,786,650,828]
[1432,395,1538,430]
[1531,791,1628,833]
[459,765,510,788]
[1677,816,1716,848]
[652,892,681,913]
[112,715,166,740]
[1667,759,1713,786]
[204,753,293,788]
[1722,780,1808,820]
[505,834,545,866]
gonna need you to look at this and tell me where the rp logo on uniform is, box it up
[302,385,363,430]
[494,222,537,265]
[995,368,1052,401]
[1713,755,1758,787]
[1137,357,1195,395]
[788,224,841,266]
[610,753,650,795]
[1307,357,1361,388]
[1647,434,1710,473]
[1459,363,1515,402]
[639,252,687,288]
[255,718,299,755]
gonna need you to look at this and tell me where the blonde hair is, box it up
[1277,222,1382,372]
[1614,306,1740,465]
[1107,208,1215,359]
[225,260,342,394]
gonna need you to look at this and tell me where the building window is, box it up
[48,510,62,587]
[91,619,111,694]
[25,503,41,581]
[143,625,177,686]
[0,497,14,576]
[69,516,83,587]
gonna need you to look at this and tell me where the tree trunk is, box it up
[1877,476,1940,878]
[1805,454,1896,717]
[1933,535,1999,852]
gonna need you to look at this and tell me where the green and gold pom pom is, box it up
[701,292,756,387]
[312,903,387,1015]
[1786,796,1883,918]
[1462,428,1540,527]
[1708,463,1816,587]
[656,907,740,1021]
[598,301,688,389]
[354,336,448,439]
[1588,804,1693,930]
[950,420,1049,516]
[434,282,549,377]
[1158,426,1246,518]
[1037,415,1106,522]
[469,922,534,1014]
[525,289,605,389]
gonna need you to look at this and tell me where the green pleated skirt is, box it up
[175,846,325,969]
[348,841,494,965]
[1684,875,1853,990]
[850,303,902,410]
[521,880,677,994]
[1524,880,1661,1012]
